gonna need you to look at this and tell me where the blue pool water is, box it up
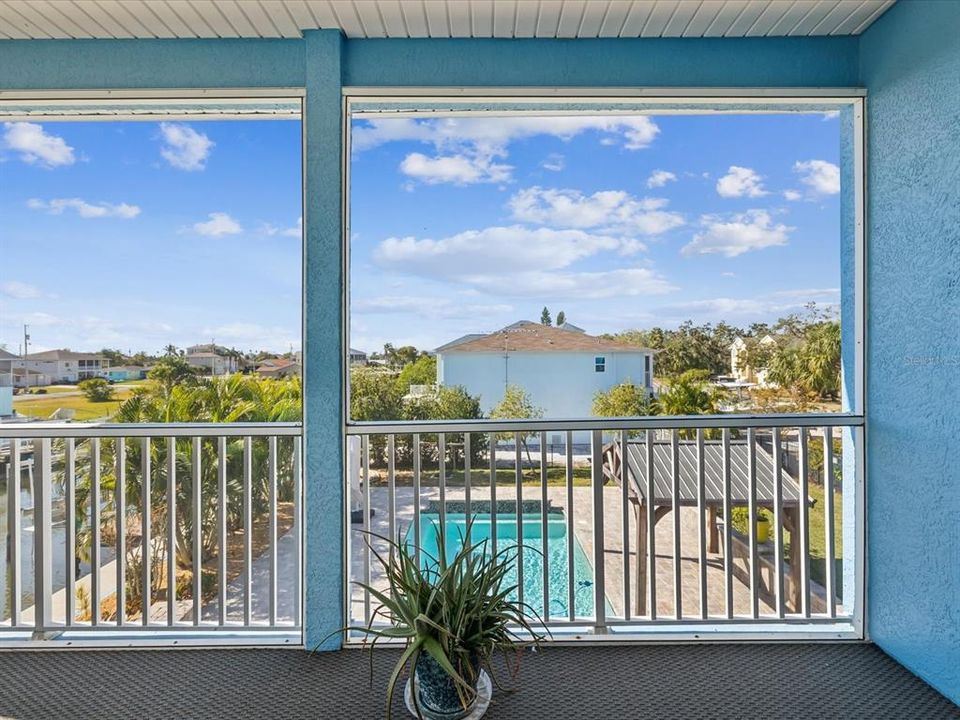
[413,513,596,620]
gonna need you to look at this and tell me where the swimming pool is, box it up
[414,512,596,620]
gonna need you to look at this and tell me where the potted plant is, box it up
[335,518,547,719]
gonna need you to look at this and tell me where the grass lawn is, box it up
[13,386,139,421]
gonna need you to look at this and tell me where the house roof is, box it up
[436,321,653,354]
[0,348,18,360]
[25,349,103,361]
[257,359,299,371]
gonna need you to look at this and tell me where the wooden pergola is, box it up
[603,436,814,615]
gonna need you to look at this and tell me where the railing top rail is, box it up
[345,413,863,435]
[0,421,303,438]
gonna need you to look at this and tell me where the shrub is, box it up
[78,378,115,402]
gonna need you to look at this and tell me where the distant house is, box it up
[12,349,109,384]
[255,358,301,379]
[107,365,147,382]
[436,320,655,427]
[185,345,239,376]
[349,348,368,366]
[730,335,777,386]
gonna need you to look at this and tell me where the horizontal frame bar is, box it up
[346,414,863,435]
[0,422,302,438]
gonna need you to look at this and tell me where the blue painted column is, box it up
[303,29,345,651]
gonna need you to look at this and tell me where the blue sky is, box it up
[350,112,841,353]
[0,119,302,355]
[1,111,840,357]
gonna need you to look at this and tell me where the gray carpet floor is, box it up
[0,643,956,719]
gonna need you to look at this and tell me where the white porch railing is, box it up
[345,414,863,639]
[0,423,302,638]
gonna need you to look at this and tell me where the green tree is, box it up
[556,310,566,326]
[490,384,543,466]
[148,355,200,396]
[656,370,727,437]
[592,381,653,418]
[78,378,114,402]
[540,307,552,326]
[99,348,126,364]
[395,355,436,395]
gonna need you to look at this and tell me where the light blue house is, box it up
[106,366,147,382]
[437,321,654,422]
[0,0,957,712]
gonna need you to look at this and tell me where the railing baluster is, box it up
[646,429,657,620]
[671,429,682,619]
[464,433,471,530]
[514,432,524,610]
[413,433,421,564]
[217,436,227,627]
[722,429,733,620]
[115,438,126,627]
[489,432,497,556]
[620,430,630,621]
[191,437,201,626]
[292,436,302,627]
[696,429,707,620]
[90,437,101,626]
[65,438,76,628]
[141,437,151,626]
[773,428,785,618]
[7,438,20,627]
[387,435,396,550]
[439,432,447,532]
[747,428,759,620]
[361,434,370,627]
[565,430,574,621]
[243,437,252,626]
[540,431,549,621]
[166,437,176,626]
[591,430,606,632]
[798,428,811,617]
[269,435,279,627]
[823,426,837,618]
[33,439,52,634]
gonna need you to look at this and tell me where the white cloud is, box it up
[353,115,660,155]
[354,296,514,320]
[541,153,565,172]
[159,122,213,171]
[716,166,768,198]
[783,189,803,201]
[0,281,41,299]
[400,152,512,185]
[2,122,75,167]
[201,322,300,350]
[27,197,140,219]
[466,267,676,300]
[682,210,793,257]
[822,111,840,120]
[794,159,840,195]
[375,225,622,277]
[188,212,242,236]
[646,170,677,188]
[260,216,302,238]
[508,186,684,237]
[372,224,676,300]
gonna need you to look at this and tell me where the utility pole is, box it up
[22,324,30,357]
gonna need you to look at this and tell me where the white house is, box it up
[436,321,655,426]
[730,335,777,386]
[185,351,237,376]
[255,358,301,379]
[12,350,109,385]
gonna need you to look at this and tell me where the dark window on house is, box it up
[595,356,605,373]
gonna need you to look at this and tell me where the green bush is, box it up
[729,506,772,536]
[78,378,114,402]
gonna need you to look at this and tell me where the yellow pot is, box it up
[756,517,771,544]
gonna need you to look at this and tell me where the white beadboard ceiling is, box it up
[0,1,895,41]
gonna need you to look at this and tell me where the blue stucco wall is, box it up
[860,1,960,704]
